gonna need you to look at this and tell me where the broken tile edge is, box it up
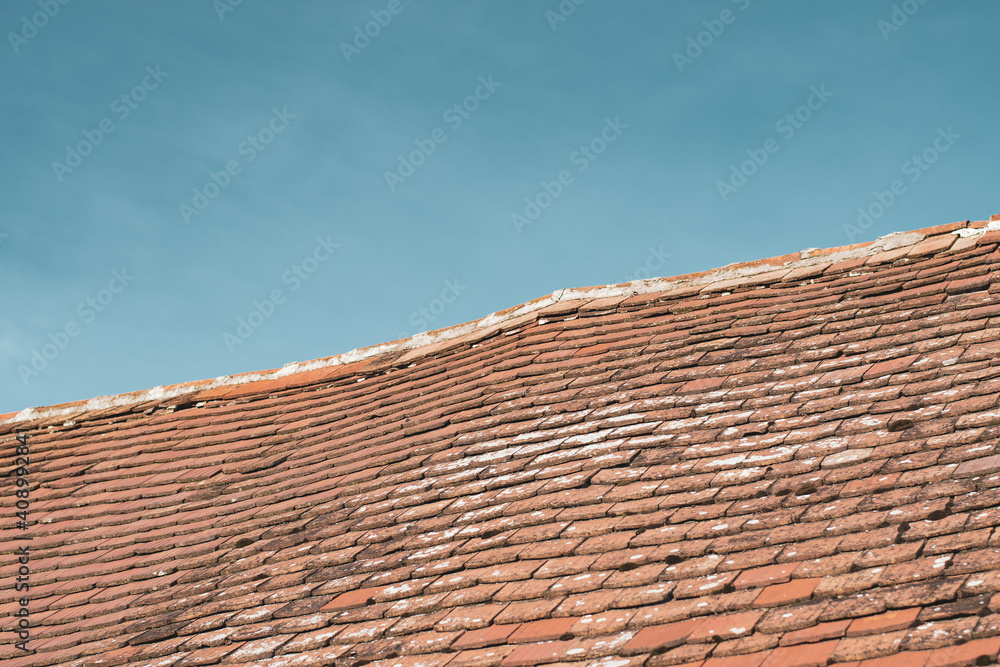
[5,221,988,427]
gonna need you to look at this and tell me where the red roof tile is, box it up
[5,216,1000,665]
[847,607,921,637]
[507,616,577,644]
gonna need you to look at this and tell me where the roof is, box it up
[3,215,1000,667]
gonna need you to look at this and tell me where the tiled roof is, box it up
[4,215,1000,667]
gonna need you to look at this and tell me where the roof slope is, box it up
[4,216,1000,667]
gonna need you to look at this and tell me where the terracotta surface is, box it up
[4,217,1000,666]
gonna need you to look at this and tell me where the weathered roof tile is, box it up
[8,217,1000,665]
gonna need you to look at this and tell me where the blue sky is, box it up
[2,0,998,413]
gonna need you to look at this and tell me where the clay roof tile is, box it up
[6,216,1000,664]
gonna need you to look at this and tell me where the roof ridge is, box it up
[3,217,993,425]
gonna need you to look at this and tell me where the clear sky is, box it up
[2,0,998,413]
